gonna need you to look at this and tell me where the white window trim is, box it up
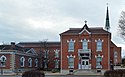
[20,56,25,67]
[79,28,91,34]
[114,51,118,58]
[35,58,38,67]
[67,39,75,52]
[82,39,88,50]
[54,49,60,58]
[54,59,60,68]
[67,55,75,68]
[96,39,103,52]
[95,54,103,69]
[0,55,7,67]
[28,58,32,67]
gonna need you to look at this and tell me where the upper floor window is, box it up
[20,56,25,67]
[28,58,32,67]
[54,49,59,58]
[0,55,7,67]
[82,39,88,50]
[96,39,103,51]
[68,39,75,52]
[35,58,38,67]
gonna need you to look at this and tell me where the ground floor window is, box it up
[28,58,32,67]
[55,59,59,68]
[20,56,25,67]
[68,56,74,68]
[35,58,38,67]
[96,56,102,68]
[0,55,7,67]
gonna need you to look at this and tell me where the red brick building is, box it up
[0,42,38,74]
[0,6,121,74]
[60,23,121,74]
[17,42,61,70]
[60,6,121,74]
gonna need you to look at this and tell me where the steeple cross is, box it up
[107,3,109,6]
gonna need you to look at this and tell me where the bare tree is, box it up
[119,11,125,40]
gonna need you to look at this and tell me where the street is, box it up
[0,75,103,77]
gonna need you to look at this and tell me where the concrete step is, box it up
[73,69,97,75]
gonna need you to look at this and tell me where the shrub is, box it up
[22,70,45,77]
[51,69,60,73]
[104,69,125,77]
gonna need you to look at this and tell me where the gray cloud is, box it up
[0,0,125,56]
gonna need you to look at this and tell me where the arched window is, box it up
[28,58,32,67]
[95,54,103,68]
[54,49,59,58]
[67,55,75,68]
[55,59,59,68]
[82,39,88,50]
[20,56,25,67]
[35,58,38,67]
[0,55,7,67]
[114,51,118,58]
[114,51,118,64]
[68,39,75,52]
[96,39,103,51]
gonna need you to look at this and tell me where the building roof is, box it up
[60,24,110,35]
[0,43,31,53]
[17,41,61,48]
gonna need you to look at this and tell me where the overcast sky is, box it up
[0,0,125,56]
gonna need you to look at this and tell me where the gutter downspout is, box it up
[60,34,63,73]
[108,33,110,70]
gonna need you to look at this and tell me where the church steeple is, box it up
[105,4,110,31]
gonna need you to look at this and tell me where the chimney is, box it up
[11,42,15,49]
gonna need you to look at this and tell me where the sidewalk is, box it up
[0,71,104,76]
[45,71,103,76]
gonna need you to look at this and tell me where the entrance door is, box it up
[81,60,89,69]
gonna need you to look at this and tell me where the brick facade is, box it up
[0,43,38,74]
[60,24,121,73]
[0,25,121,74]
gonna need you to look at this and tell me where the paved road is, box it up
[0,75,104,77]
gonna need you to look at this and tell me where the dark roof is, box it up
[80,24,90,32]
[0,44,31,52]
[17,41,61,48]
[110,41,117,47]
[60,24,110,35]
